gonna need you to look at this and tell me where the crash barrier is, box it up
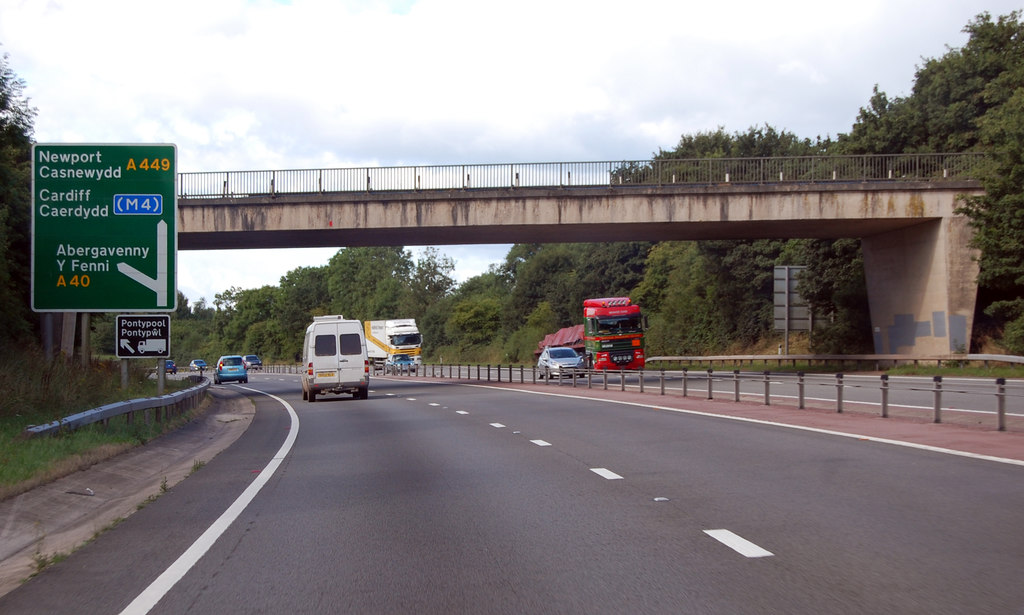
[264,364,303,374]
[647,353,1024,370]
[399,365,1020,432]
[23,377,211,438]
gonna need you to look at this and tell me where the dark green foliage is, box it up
[0,53,35,344]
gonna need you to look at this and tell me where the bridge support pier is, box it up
[861,216,979,355]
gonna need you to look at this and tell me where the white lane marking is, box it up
[406,398,417,401]
[590,468,623,480]
[531,440,552,447]
[704,529,774,558]
[455,384,1024,468]
[119,386,299,615]
[490,423,505,428]
[429,403,440,407]
[456,410,469,415]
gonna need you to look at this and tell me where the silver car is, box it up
[537,346,584,378]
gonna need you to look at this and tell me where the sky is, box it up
[2,0,1019,305]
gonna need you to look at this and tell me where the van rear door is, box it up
[311,324,343,387]
[338,329,364,385]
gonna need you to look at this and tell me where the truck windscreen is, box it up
[391,333,422,346]
[595,316,642,334]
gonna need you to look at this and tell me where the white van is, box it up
[301,315,369,401]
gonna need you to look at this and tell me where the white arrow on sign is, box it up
[119,339,136,354]
[116,220,169,307]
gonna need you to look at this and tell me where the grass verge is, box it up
[0,348,200,502]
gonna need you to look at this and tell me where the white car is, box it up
[537,346,585,378]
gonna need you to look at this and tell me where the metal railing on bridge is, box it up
[177,152,985,199]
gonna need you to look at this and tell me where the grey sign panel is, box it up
[116,314,170,358]
[773,266,811,331]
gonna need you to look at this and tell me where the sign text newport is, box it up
[31,144,177,312]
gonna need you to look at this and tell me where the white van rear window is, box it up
[340,333,362,355]
[314,335,336,356]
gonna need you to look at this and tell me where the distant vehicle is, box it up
[385,353,416,374]
[165,360,178,375]
[301,316,369,401]
[189,359,207,372]
[214,355,248,385]
[537,346,585,378]
[243,354,262,370]
[365,319,422,367]
[583,297,646,370]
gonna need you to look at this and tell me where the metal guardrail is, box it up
[177,152,985,199]
[23,378,211,438]
[388,363,1019,431]
[647,353,1024,369]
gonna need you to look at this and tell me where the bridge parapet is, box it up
[177,152,985,198]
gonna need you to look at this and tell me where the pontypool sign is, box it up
[31,144,177,312]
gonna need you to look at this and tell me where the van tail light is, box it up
[307,362,314,376]
[364,360,369,374]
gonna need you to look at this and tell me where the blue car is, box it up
[385,353,416,374]
[214,355,248,384]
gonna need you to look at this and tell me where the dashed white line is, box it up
[590,468,623,480]
[531,440,552,447]
[456,410,469,415]
[490,423,506,428]
[428,403,440,407]
[704,529,774,558]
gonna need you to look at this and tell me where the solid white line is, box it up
[704,529,774,558]
[531,440,552,447]
[119,386,299,615]
[590,468,623,480]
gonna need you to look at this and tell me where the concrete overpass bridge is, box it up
[176,153,985,356]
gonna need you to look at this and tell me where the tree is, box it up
[958,86,1024,352]
[0,52,36,344]
[402,247,456,320]
[793,239,873,353]
[326,247,414,319]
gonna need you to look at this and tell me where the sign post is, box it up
[31,144,177,312]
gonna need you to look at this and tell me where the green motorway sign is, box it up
[31,144,177,312]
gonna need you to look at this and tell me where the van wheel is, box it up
[302,388,308,401]
[354,386,368,400]
[308,390,317,402]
